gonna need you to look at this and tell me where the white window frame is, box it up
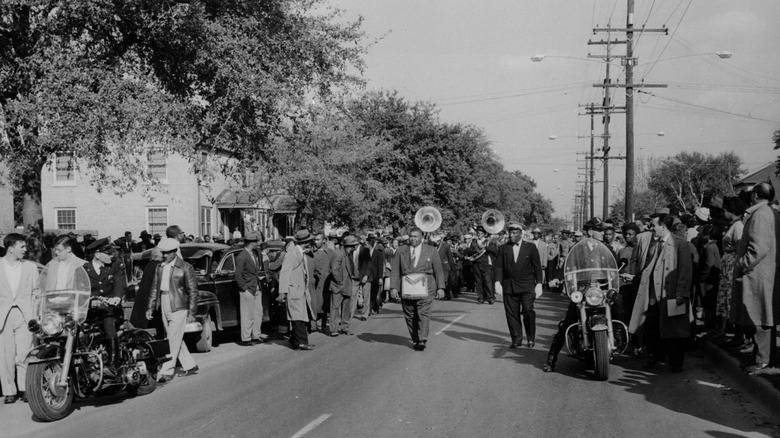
[55,208,77,230]
[147,147,168,184]
[52,152,77,187]
[200,206,212,237]
[147,207,169,236]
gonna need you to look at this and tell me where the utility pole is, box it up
[593,3,667,221]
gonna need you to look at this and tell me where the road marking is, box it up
[695,380,728,389]
[435,313,466,336]
[291,414,331,438]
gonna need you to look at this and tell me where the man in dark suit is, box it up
[366,234,385,315]
[390,228,446,351]
[235,231,266,346]
[350,238,372,322]
[494,222,543,348]
[435,234,455,300]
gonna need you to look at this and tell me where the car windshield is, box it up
[36,265,92,323]
[563,238,619,294]
[184,249,223,275]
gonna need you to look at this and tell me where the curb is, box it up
[699,339,780,413]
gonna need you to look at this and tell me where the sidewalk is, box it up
[698,332,780,411]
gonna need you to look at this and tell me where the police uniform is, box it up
[84,238,127,368]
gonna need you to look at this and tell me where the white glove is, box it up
[535,283,543,299]
[494,282,503,296]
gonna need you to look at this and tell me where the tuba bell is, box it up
[415,206,442,233]
[481,209,505,235]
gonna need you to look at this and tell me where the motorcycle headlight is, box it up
[570,291,583,304]
[584,287,605,306]
[41,314,64,336]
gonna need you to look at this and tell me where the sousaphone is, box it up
[481,209,505,235]
[415,206,442,233]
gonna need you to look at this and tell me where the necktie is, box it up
[412,247,418,267]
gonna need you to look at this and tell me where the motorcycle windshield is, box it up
[37,264,92,324]
[563,238,620,294]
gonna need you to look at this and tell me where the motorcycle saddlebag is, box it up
[148,339,171,359]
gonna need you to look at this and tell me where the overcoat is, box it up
[629,233,693,339]
[330,248,357,297]
[279,246,315,322]
[733,201,780,326]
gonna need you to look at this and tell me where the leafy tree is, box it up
[0,1,368,234]
[647,151,744,214]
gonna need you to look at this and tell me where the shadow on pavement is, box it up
[357,332,412,348]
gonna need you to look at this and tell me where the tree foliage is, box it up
[0,0,368,229]
[646,151,745,213]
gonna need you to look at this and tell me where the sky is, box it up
[330,0,780,221]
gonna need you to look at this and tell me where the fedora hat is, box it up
[294,229,314,244]
[244,230,261,242]
[341,235,360,247]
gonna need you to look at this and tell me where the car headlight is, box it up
[41,314,64,336]
[584,287,605,306]
[570,291,583,304]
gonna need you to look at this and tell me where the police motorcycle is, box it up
[562,238,628,380]
[25,265,167,421]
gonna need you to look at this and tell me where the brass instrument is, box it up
[465,210,505,261]
[415,206,442,233]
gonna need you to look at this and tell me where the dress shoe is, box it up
[487,300,495,305]
[477,300,484,305]
[4,394,18,404]
[179,365,199,377]
[359,317,367,321]
[414,341,427,351]
[744,364,771,375]
[509,341,519,349]
[329,331,340,337]
[251,338,265,345]
[527,340,535,348]
[19,391,27,403]
[295,344,315,351]
[157,374,175,384]
[238,340,254,346]
[738,342,755,354]
[543,361,556,373]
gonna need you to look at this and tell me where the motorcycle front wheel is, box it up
[27,361,75,422]
[592,330,610,381]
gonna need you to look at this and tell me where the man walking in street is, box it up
[367,234,385,315]
[278,230,317,350]
[312,232,333,333]
[350,237,371,322]
[329,235,361,336]
[629,212,693,373]
[734,182,780,374]
[530,228,548,287]
[0,233,38,403]
[390,228,446,351]
[235,231,266,346]
[494,222,543,348]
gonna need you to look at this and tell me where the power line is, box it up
[639,90,780,124]
[642,0,693,80]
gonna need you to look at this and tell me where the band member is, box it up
[434,234,455,300]
[494,222,543,348]
[467,226,498,304]
[390,228,446,351]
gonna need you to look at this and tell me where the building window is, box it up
[55,152,76,183]
[147,207,168,236]
[55,209,76,230]
[200,206,212,237]
[148,148,167,181]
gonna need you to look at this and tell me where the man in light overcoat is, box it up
[278,230,316,350]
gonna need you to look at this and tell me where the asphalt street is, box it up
[3,291,779,438]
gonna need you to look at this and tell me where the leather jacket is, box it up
[147,257,198,315]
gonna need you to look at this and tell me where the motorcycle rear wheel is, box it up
[592,330,610,381]
[27,361,75,422]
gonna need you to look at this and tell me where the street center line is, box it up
[291,414,331,438]
[435,313,466,336]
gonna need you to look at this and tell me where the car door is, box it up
[213,250,240,327]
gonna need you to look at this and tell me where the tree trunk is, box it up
[21,162,45,262]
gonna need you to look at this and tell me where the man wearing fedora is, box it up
[530,228,548,285]
[146,238,199,381]
[329,235,361,336]
[278,229,317,350]
[390,228,446,351]
[366,233,385,315]
[494,222,543,349]
[235,230,266,346]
